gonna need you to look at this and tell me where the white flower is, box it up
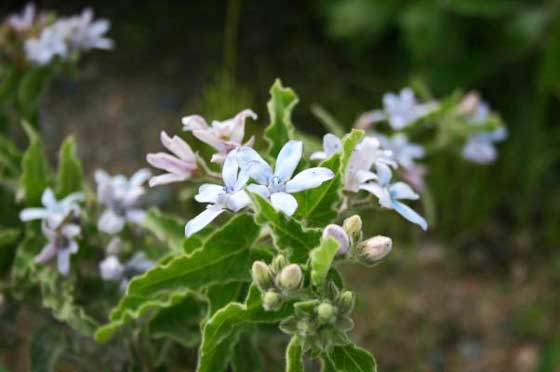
[237,140,335,216]
[8,3,36,31]
[344,137,396,193]
[185,149,251,237]
[35,221,81,275]
[56,8,114,52]
[461,101,507,164]
[357,88,438,130]
[19,188,84,229]
[359,175,428,231]
[99,252,153,291]
[146,131,198,187]
[24,25,68,65]
[374,133,425,170]
[182,109,257,163]
[95,169,151,234]
[310,133,342,161]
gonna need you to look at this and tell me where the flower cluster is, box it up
[99,238,153,291]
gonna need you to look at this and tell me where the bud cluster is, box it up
[251,255,303,311]
[279,282,355,351]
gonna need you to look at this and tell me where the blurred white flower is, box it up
[19,188,83,229]
[374,133,425,170]
[182,109,256,163]
[99,252,153,291]
[35,221,80,275]
[344,137,396,193]
[238,140,334,216]
[310,133,342,161]
[357,88,438,130]
[185,149,250,237]
[146,131,198,187]
[8,3,36,31]
[58,8,114,52]
[95,169,151,234]
[24,25,68,65]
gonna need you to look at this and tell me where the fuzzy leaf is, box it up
[30,326,66,372]
[295,130,364,227]
[20,133,48,206]
[310,238,339,288]
[206,282,244,316]
[264,79,299,158]
[249,193,321,264]
[18,66,53,122]
[231,330,263,372]
[0,134,22,177]
[55,136,83,198]
[95,213,260,343]
[327,344,377,372]
[197,285,293,372]
[143,209,186,252]
[286,336,304,372]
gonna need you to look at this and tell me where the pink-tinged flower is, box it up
[400,165,427,192]
[35,221,81,276]
[182,109,257,163]
[146,131,198,187]
[8,3,36,31]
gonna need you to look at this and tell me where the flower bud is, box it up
[338,290,355,315]
[271,254,287,273]
[296,318,315,337]
[277,264,303,291]
[317,302,337,324]
[322,224,350,256]
[251,261,273,290]
[262,290,282,311]
[358,235,392,266]
[343,215,362,235]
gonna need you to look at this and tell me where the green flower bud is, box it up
[357,235,392,266]
[251,261,273,290]
[317,302,337,325]
[262,290,282,311]
[296,318,315,337]
[343,215,362,235]
[338,290,355,315]
[277,264,303,291]
[271,254,287,273]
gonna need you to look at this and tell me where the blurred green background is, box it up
[2,0,559,370]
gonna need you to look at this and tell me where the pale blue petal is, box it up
[285,167,334,193]
[389,182,419,200]
[247,184,270,198]
[237,147,272,184]
[323,134,341,156]
[359,183,392,209]
[274,140,302,180]
[57,249,71,276]
[391,200,428,230]
[222,150,239,188]
[41,188,56,207]
[98,209,126,234]
[227,190,251,212]
[19,208,48,222]
[194,184,223,204]
[270,192,298,216]
[185,207,225,237]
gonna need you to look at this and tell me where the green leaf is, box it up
[20,133,48,206]
[264,79,299,158]
[206,282,244,316]
[0,228,20,247]
[249,193,321,264]
[0,65,20,104]
[232,330,263,372]
[149,292,206,348]
[143,209,186,252]
[30,326,66,372]
[18,66,53,123]
[327,344,377,372]
[295,130,364,227]
[310,238,339,288]
[95,213,260,343]
[0,134,22,177]
[55,136,83,198]
[197,285,293,372]
[286,336,304,372]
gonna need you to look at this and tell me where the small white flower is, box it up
[461,101,507,164]
[35,221,81,275]
[8,3,36,31]
[344,137,396,193]
[99,252,153,291]
[57,8,114,51]
[360,175,428,231]
[310,133,342,161]
[185,149,251,237]
[95,169,151,234]
[357,88,438,130]
[24,25,68,65]
[146,131,198,187]
[238,140,335,216]
[182,109,257,163]
[19,188,84,229]
[374,133,425,170]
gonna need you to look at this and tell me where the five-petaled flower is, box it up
[356,88,438,130]
[19,188,84,229]
[185,149,251,237]
[310,133,342,161]
[238,140,335,216]
[146,131,198,187]
[359,174,428,231]
[35,221,81,276]
[95,168,151,234]
[182,109,257,164]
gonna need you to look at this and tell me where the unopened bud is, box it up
[106,237,123,256]
[317,302,337,324]
[322,224,350,256]
[296,319,315,337]
[262,290,282,311]
[251,261,273,290]
[358,235,392,266]
[338,291,355,315]
[343,215,362,235]
[278,264,303,291]
[271,255,287,273]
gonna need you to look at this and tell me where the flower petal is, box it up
[19,208,48,222]
[389,182,419,200]
[41,188,56,208]
[57,249,71,276]
[185,207,225,237]
[230,109,257,143]
[227,190,251,212]
[182,115,208,131]
[323,134,341,155]
[237,147,272,185]
[222,149,240,188]
[285,167,335,193]
[126,209,147,225]
[62,224,81,238]
[194,184,224,204]
[160,131,196,162]
[148,173,188,187]
[98,210,125,234]
[270,192,298,216]
[391,200,428,230]
[310,151,327,161]
[359,183,392,209]
[274,140,302,180]
[192,130,226,152]
[129,168,152,187]
[35,243,57,264]
[247,184,270,198]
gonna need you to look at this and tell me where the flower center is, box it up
[268,176,285,193]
